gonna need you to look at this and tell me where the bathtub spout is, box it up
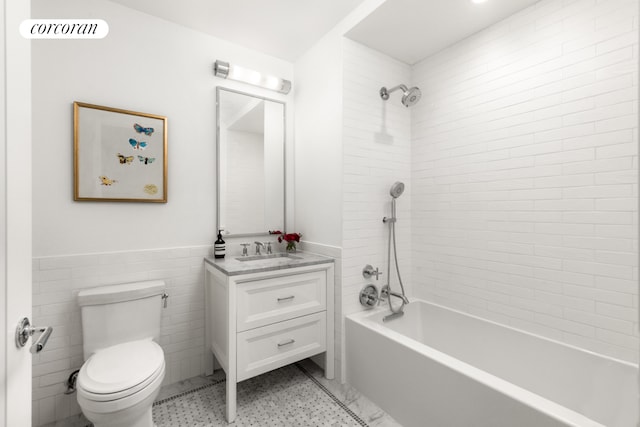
[382,311,404,322]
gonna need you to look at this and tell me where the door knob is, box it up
[15,317,53,354]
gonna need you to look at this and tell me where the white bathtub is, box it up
[346,299,638,427]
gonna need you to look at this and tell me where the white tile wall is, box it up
[341,38,413,362]
[411,0,638,362]
[31,245,210,426]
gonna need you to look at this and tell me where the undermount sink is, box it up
[235,253,302,262]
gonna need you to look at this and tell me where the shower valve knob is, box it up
[362,264,382,280]
[359,284,379,309]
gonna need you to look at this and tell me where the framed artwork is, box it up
[73,102,168,202]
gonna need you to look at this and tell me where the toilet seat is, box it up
[77,361,165,416]
[78,338,164,402]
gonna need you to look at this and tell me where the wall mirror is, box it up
[216,87,285,236]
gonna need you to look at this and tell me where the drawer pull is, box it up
[277,295,295,302]
[277,339,295,347]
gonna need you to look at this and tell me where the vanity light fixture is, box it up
[213,60,292,94]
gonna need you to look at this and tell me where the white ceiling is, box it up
[109,0,540,64]
[346,0,541,65]
[108,0,368,61]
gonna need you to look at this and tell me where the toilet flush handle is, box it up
[162,292,169,308]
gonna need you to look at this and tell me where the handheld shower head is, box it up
[384,181,405,224]
[380,84,422,107]
[390,181,405,198]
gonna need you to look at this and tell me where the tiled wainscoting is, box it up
[32,245,211,426]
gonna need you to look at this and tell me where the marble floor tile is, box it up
[44,358,402,427]
[297,359,403,427]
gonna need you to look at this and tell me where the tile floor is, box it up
[45,359,402,427]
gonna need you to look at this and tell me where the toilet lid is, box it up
[79,338,164,396]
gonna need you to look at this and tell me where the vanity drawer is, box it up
[236,312,326,382]
[236,270,326,331]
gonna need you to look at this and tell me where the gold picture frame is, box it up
[73,102,168,202]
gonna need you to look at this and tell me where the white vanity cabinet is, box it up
[204,255,334,423]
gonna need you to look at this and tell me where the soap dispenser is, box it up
[214,230,226,259]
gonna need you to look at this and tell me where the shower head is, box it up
[402,87,422,107]
[390,181,405,198]
[380,84,422,107]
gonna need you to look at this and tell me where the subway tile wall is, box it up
[341,39,413,333]
[32,245,209,426]
[411,0,638,362]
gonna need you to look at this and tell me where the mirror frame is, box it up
[215,86,286,237]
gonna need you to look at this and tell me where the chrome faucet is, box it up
[254,241,265,255]
[379,285,409,305]
[389,290,410,305]
[379,284,409,322]
[240,243,250,257]
[266,242,272,254]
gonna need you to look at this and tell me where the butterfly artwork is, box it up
[133,123,154,136]
[129,138,148,150]
[144,184,158,195]
[98,176,117,186]
[138,155,156,165]
[116,153,134,164]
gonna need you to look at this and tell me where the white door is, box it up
[2,0,33,426]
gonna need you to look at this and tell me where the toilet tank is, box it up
[77,280,166,360]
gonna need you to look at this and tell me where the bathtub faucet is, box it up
[379,285,409,305]
[380,285,409,322]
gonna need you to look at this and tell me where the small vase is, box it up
[286,243,297,253]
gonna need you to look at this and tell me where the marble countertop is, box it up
[204,251,334,276]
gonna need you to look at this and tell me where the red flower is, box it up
[279,233,301,243]
[273,232,302,251]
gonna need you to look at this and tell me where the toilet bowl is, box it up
[76,281,167,427]
[77,339,165,427]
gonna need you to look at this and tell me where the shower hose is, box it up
[386,210,408,314]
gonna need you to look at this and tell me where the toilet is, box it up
[76,280,167,427]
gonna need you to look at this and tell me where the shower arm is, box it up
[380,84,409,100]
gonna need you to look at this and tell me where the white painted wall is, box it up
[31,0,293,257]
[30,0,294,424]
[293,0,387,248]
[411,0,638,363]
[293,30,344,247]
